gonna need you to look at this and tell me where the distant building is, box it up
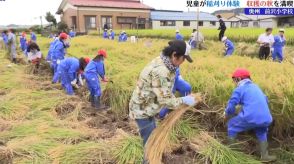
[217,13,235,19]
[56,0,153,33]
[227,14,277,28]
[276,16,294,27]
[150,11,219,29]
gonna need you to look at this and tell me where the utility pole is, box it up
[136,16,140,42]
[40,16,43,29]
[196,6,200,42]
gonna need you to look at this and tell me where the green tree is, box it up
[45,12,57,27]
[57,21,69,33]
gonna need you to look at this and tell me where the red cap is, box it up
[59,32,68,39]
[98,49,107,58]
[84,57,91,64]
[232,68,251,79]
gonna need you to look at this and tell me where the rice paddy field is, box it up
[122,28,294,45]
[1,29,294,163]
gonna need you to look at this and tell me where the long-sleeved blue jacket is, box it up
[69,31,76,38]
[2,33,8,44]
[46,39,59,61]
[31,32,37,42]
[103,32,108,39]
[225,79,273,125]
[273,35,286,50]
[52,39,66,60]
[225,39,234,50]
[84,60,105,79]
[59,57,80,81]
[110,32,115,40]
[175,33,184,40]
[20,36,27,49]
[119,34,128,42]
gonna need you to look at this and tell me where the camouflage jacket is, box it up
[129,56,183,119]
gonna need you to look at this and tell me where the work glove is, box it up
[57,59,61,64]
[182,95,196,106]
[71,79,77,85]
[224,113,229,123]
[102,77,109,83]
[78,74,84,86]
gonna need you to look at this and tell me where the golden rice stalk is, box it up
[145,105,191,164]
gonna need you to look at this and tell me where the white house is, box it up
[226,14,277,28]
[150,11,221,29]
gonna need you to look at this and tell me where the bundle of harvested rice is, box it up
[190,132,261,164]
[145,105,191,164]
[0,146,13,164]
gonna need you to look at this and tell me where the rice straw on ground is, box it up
[145,105,191,164]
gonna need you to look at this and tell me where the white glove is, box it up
[182,95,196,106]
[71,79,77,85]
[78,74,83,86]
[57,59,61,64]
[178,75,183,80]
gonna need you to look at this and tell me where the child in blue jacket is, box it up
[222,36,234,56]
[272,29,286,62]
[84,50,109,110]
[52,57,89,95]
[225,68,276,162]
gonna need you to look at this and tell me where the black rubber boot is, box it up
[227,137,240,150]
[228,137,236,145]
[93,96,109,110]
[259,141,276,162]
[12,58,17,64]
[90,95,95,107]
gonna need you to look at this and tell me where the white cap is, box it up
[176,29,179,33]
[279,29,285,32]
[221,36,227,42]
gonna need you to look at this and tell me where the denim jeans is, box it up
[135,117,156,146]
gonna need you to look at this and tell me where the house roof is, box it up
[218,13,235,19]
[227,14,276,22]
[235,15,251,20]
[67,0,153,9]
[150,11,218,21]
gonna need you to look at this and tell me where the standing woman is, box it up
[129,40,202,146]
[217,15,226,41]
[84,50,109,110]
[52,57,90,95]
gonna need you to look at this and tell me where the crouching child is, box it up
[27,42,42,71]
[225,68,276,162]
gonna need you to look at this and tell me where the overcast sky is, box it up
[0,0,230,25]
